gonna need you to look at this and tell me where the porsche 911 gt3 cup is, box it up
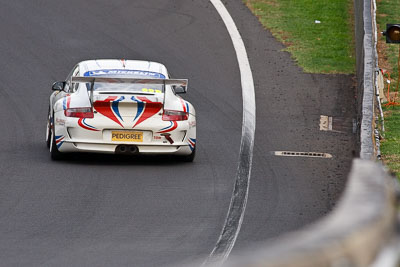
[46,59,196,161]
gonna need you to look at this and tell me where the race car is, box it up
[46,59,196,161]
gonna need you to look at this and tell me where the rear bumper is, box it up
[59,140,193,155]
[53,111,196,156]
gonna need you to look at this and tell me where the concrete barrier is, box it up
[355,0,376,159]
[223,159,396,267]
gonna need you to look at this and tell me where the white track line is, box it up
[204,0,256,265]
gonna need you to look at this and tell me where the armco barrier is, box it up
[223,159,396,267]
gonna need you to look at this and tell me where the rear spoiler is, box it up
[71,76,188,105]
[71,76,187,86]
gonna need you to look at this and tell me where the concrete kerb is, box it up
[222,159,396,267]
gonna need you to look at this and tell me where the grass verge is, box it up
[381,106,400,177]
[243,0,355,74]
[376,0,400,83]
[376,0,400,178]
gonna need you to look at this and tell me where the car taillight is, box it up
[162,110,188,121]
[64,107,94,118]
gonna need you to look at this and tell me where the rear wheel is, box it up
[49,115,64,161]
[181,146,196,162]
[45,107,51,148]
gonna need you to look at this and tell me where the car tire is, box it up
[46,107,51,148]
[49,116,64,161]
[181,146,196,162]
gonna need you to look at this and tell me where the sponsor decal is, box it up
[189,120,196,129]
[141,88,162,94]
[112,132,141,140]
[56,118,66,126]
[84,69,166,79]
[111,131,143,142]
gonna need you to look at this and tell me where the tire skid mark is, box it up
[204,0,256,265]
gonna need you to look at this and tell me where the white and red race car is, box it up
[46,59,196,161]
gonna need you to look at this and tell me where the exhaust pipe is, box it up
[128,145,138,154]
[116,145,138,155]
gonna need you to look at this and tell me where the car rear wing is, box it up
[71,76,188,105]
[72,76,187,86]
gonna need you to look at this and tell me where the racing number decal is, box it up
[141,88,162,94]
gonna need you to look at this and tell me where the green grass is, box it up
[376,0,400,83]
[244,0,355,73]
[376,0,400,178]
[381,106,400,177]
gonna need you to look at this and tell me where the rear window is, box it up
[83,69,166,94]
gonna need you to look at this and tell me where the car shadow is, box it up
[34,142,194,167]
[57,152,190,166]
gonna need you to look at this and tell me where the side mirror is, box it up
[52,81,65,91]
[174,85,187,94]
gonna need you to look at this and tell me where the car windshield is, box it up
[84,69,165,94]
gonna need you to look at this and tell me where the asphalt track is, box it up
[0,0,356,266]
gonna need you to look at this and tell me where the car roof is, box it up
[78,59,169,77]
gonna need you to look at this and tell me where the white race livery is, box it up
[46,59,196,161]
